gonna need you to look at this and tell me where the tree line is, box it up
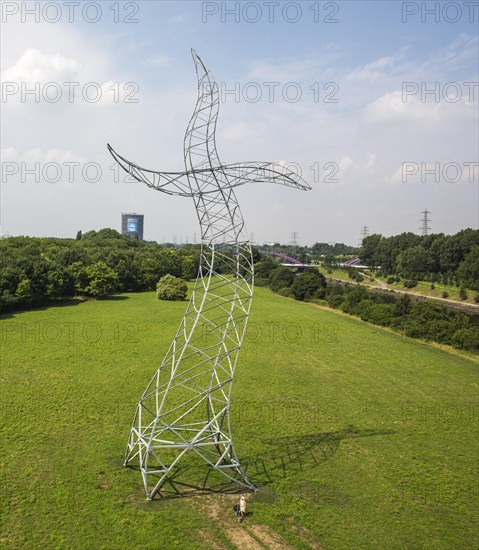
[324,284,479,353]
[359,229,479,290]
[0,229,201,311]
[253,255,479,353]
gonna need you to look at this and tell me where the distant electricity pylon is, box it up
[359,225,369,246]
[290,231,299,250]
[420,209,431,236]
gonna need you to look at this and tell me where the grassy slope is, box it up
[0,288,477,549]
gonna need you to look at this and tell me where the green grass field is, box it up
[1,287,478,549]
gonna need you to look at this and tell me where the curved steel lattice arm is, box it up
[108,143,310,196]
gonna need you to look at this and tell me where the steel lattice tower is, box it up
[420,209,431,236]
[108,50,310,500]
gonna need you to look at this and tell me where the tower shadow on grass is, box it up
[130,425,396,501]
[245,425,396,488]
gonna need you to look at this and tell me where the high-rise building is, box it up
[121,213,144,240]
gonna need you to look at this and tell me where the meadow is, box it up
[1,286,478,549]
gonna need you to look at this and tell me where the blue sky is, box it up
[1,1,478,244]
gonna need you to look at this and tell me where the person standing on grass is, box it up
[239,495,247,519]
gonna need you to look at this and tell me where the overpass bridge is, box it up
[259,250,312,268]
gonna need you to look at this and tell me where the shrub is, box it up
[404,280,418,288]
[393,294,412,316]
[451,327,479,351]
[387,277,396,284]
[348,270,364,282]
[360,303,394,327]
[181,256,197,280]
[277,287,294,298]
[327,294,344,308]
[254,277,270,287]
[474,294,479,304]
[459,288,468,300]
[315,287,327,299]
[291,269,326,301]
[430,283,435,290]
[254,257,277,278]
[269,267,295,293]
[74,261,119,297]
[340,286,369,315]
[156,275,187,301]
[442,291,449,299]
[15,279,33,303]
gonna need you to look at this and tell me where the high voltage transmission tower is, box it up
[107,49,310,500]
[359,225,369,246]
[290,231,299,251]
[420,209,431,236]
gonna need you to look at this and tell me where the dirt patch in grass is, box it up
[226,528,264,549]
[247,524,293,549]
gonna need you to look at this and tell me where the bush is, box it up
[269,267,294,293]
[442,291,449,299]
[277,287,294,298]
[291,269,326,301]
[254,277,270,287]
[315,287,327,299]
[430,283,435,290]
[404,280,418,288]
[451,327,479,351]
[360,303,394,326]
[393,294,412,316]
[474,294,479,304]
[74,261,119,297]
[15,279,33,303]
[156,275,187,301]
[340,286,369,315]
[325,284,344,308]
[348,270,364,282]
[254,257,277,278]
[387,276,396,284]
[459,288,468,300]
[327,294,344,308]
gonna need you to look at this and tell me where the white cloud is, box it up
[363,90,438,121]
[1,48,81,84]
[345,56,396,81]
[363,87,475,123]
